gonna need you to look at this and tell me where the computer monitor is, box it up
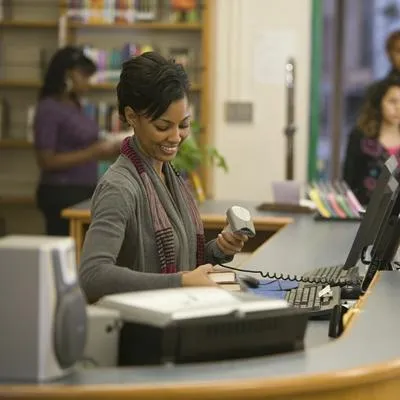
[361,181,400,292]
[343,155,400,269]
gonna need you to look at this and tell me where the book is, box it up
[219,283,242,292]
[209,271,241,292]
[83,43,155,84]
[208,271,236,284]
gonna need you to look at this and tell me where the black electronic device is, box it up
[302,155,400,287]
[284,284,342,319]
[219,156,400,317]
[360,181,400,292]
[239,274,260,288]
[98,287,309,366]
[221,156,400,290]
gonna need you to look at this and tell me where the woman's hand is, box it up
[216,228,249,256]
[91,139,122,160]
[181,264,217,287]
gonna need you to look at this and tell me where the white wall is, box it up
[211,0,312,201]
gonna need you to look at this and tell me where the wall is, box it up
[211,0,312,201]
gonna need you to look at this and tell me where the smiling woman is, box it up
[79,52,249,304]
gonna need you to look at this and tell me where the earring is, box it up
[65,77,73,92]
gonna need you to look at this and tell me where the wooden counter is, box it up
[2,210,400,399]
[61,199,293,261]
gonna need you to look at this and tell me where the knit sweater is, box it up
[79,137,232,303]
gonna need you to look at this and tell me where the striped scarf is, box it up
[121,137,205,273]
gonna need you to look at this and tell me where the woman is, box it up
[80,52,247,303]
[343,77,400,205]
[34,46,120,236]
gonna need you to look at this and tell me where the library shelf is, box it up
[68,21,202,31]
[0,80,202,92]
[91,82,202,91]
[0,195,35,205]
[0,80,40,89]
[0,139,32,149]
[0,20,58,28]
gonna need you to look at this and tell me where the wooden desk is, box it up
[61,199,293,262]
[4,215,400,399]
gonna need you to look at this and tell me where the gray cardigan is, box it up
[79,151,232,303]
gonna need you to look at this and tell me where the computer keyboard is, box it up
[285,284,341,319]
[302,265,361,285]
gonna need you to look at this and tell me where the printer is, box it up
[0,235,87,382]
[98,287,309,365]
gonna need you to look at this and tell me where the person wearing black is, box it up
[343,78,400,206]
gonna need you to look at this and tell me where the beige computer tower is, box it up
[0,235,87,382]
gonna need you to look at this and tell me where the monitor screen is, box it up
[361,180,400,292]
[343,155,400,269]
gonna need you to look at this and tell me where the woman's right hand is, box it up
[181,264,217,287]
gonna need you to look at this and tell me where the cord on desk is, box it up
[217,263,358,287]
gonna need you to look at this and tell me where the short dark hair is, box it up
[357,77,400,137]
[386,30,400,54]
[117,51,190,122]
[39,46,97,99]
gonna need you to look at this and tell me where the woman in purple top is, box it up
[34,46,120,236]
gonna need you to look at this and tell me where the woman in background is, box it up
[343,77,400,205]
[34,46,120,236]
[79,52,247,303]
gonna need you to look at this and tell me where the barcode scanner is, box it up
[226,206,256,238]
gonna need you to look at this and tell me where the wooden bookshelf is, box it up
[0,20,58,28]
[0,139,32,149]
[0,79,41,89]
[91,82,202,91]
[69,21,202,31]
[0,80,202,91]
[0,0,213,203]
[0,195,35,205]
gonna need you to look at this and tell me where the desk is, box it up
[3,215,400,399]
[61,199,293,262]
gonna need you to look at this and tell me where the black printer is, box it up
[99,287,308,366]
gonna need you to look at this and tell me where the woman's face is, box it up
[68,68,91,95]
[126,97,191,163]
[381,86,400,126]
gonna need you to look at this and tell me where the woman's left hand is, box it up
[216,228,249,256]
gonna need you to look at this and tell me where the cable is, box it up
[218,263,361,287]
[361,246,371,265]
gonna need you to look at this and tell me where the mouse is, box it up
[340,285,363,300]
[239,274,260,289]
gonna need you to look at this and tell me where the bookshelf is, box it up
[0,0,213,211]
[69,21,202,30]
[0,79,202,91]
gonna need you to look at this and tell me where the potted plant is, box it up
[172,121,228,202]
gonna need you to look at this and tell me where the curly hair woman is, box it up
[343,77,400,205]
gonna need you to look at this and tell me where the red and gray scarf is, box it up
[121,137,205,273]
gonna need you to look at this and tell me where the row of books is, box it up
[307,181,364,221]
[66,0,200,24]
[0,100,128,143]
[82,100,129,137]
[83,43,154,83]
[83,44,197,84]
[0,98,198,143]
